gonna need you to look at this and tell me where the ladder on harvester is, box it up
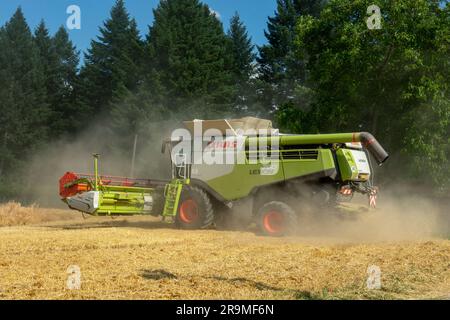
[162,153,190,220]
[162,179,185,219]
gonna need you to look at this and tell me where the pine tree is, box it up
[257,0,326,112]
[294,0,327,17]
[258,0,298,111]
[34,23,82,135]
[147,0,233,118]
[227,13,255,85]
[226,12,256,115]
[80,0,144,116]
[0,8,49,197]
[51,27,85,134]
[34,21,56,90]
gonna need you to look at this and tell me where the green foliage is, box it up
[0,8,49,181]
[147,0,234,118]
[279,0,449,191]
[51,27,87,133]
[226,12,257,115]
[110,83,168,147]
[404,96,450,192]
[227,13,255,86]
[35,23,84,135]
[257,0,327,112]
[80,0,145,116]
[276,101,309,133]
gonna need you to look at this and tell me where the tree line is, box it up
[0,0,448,200]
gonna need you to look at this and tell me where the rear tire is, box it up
[175,186,214,230]
[256,201,297,237]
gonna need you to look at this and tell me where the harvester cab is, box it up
[59,117,389,236]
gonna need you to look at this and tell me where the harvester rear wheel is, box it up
[175,186,214,230]
[256,201,297,237]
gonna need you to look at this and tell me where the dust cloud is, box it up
[22,120,180,207]
[295,193,446,243]
[224,186,448,243]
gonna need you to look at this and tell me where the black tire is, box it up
[256,201,297,237]
[175,185,214,230]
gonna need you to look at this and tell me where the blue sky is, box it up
[0,0,277,61]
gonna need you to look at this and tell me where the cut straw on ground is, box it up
[0,203,448,300]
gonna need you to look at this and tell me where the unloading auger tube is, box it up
[247,132,389,165]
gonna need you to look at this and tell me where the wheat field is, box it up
[0,202,449,300]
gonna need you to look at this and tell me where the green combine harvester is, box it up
[59,117,389,236]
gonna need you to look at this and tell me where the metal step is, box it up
[162,180,185,217]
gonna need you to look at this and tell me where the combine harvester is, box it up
[59,118,389,236]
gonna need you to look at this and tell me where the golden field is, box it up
[0,202,449,300]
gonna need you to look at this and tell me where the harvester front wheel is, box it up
[256,201,297,237]
[175,186,214,230]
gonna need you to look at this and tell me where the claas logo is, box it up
[206,140,238,150]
